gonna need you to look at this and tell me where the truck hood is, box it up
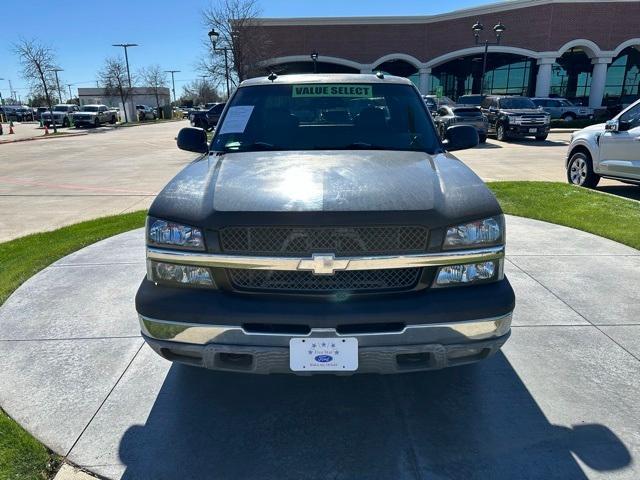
[149,150,501,229]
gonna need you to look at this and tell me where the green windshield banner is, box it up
[292,84,373,98]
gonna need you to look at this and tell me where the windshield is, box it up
[53,106,69,112]
[81,106,99,112]
[212,83,439,154]
[500,97,537,109]
[458,96,483,106]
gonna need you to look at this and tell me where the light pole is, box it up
[208,29,230,99]
[67,84,73,102]
[112,43,138,88]
[310,51,319,73]
[50,68,64,103]
[472,21,506,95]
[165,70,180,104]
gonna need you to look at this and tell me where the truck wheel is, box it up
[109,116,116,124]
[478,134,487,143]
[567,152,600,188]
[94,118,100,128]
[562,113,576,122]
[62,118,70,128]
[496,124,508,141]
[535,134,548,141]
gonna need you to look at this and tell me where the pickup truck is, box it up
[531,97,594,121]
[72,104,117,127]
[481,95,551,141]
[135,73,515,374]
[189,103,225,131]
[41,104,79,127]
[566,98,640,187]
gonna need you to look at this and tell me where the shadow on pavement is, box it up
[502,138,568,147]
[475,141,502,149]
[118,353,630,480]
[597,184,640,201]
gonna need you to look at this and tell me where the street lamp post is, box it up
[208,29,230,99]
[50,68,64,103]
[310,51,319,73]
[67,84,73,102]
[112,43,138,88]
[165,70,180,104]
[472,21,506,95]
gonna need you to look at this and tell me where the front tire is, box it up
[479,134,487,143]
[567,152,600,188]
[109,116,116,124]
[62,118,70,128]
[562,113,576,122]
[535,134,548,141]
[496,123,508,141]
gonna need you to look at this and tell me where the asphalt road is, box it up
[0,124,637,242]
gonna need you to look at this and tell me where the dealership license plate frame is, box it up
[529,128,537,133]
[289,337,358,372]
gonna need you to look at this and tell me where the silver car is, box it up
[566,98,640,187]
[532,97,593,121]
[41,104,79,127]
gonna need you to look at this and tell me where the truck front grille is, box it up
[219,226,428,256]
[227,268,421,293]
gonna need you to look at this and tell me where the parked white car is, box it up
[566,98,640,187]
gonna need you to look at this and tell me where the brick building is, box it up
[247,0,640,108]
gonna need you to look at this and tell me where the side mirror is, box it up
[443,125,479,151]
[177,127,208,153]
[605,120,618,132]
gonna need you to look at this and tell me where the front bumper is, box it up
[507,124,550,136]
[141,312,511,374]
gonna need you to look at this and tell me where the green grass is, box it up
[0,210,146,479]
[0,181,638,478]
[488,181,640,250]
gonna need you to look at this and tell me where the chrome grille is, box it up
[227,268,421,293]
[219,226,428,256]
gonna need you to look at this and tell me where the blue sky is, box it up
[1,0,485,101]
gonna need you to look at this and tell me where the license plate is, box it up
[290,337,358,372]
[529,128,537,133]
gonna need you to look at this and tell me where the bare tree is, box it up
[14,38,59,132]
[181,79,222,106]
[200,0,270,96]
[140,65,168,118]
[99,57,132,123]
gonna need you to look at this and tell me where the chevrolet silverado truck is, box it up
[135,73,515,374]
[72,104,117,128]
[566,98,640,187]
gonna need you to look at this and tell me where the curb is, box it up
[53,464,99,480]
[0,131,89,144]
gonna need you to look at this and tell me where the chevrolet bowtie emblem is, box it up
[297,254,349,275]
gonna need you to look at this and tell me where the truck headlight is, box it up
[434,260,499,287]
[443,216,503,249]
[147,217,205,250]
[147,260,215,288]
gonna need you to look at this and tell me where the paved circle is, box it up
[1,216,639,479]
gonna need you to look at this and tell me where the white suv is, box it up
[566,99,640,187]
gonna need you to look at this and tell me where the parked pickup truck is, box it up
[72,104,117,127]
[566,98,640,187]
[481,95,550,141]
[189,103,225,131]
[135,73,515,374]
[531,97,594,121]
[41,104,79,127]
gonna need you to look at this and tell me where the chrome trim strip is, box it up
[146,245,505,272]
[139,313,512,347]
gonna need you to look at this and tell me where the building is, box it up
[77,87,171,121]
[247,0,640,109]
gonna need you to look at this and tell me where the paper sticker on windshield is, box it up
[292,84,372,98]
[218,105,254,134]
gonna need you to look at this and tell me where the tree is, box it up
[139,65,168,118]
[180,79,222,106]
[200,0,270,96]
[14,38,60,132]
[99,57,133,123]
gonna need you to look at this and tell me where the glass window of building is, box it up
[603,46,640,110]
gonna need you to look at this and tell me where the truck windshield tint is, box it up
[53,106,69,111]
[500,98,537,109]
[82,106,99,112]
[212,83,439,154]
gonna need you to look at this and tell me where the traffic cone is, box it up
[9,124,14,134]
[44,124,49,135]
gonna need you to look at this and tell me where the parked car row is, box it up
[0,105,35,121]
[189,102,226,131]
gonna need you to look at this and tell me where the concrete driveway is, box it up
[0,216,638,479]
[0,121,193,242]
